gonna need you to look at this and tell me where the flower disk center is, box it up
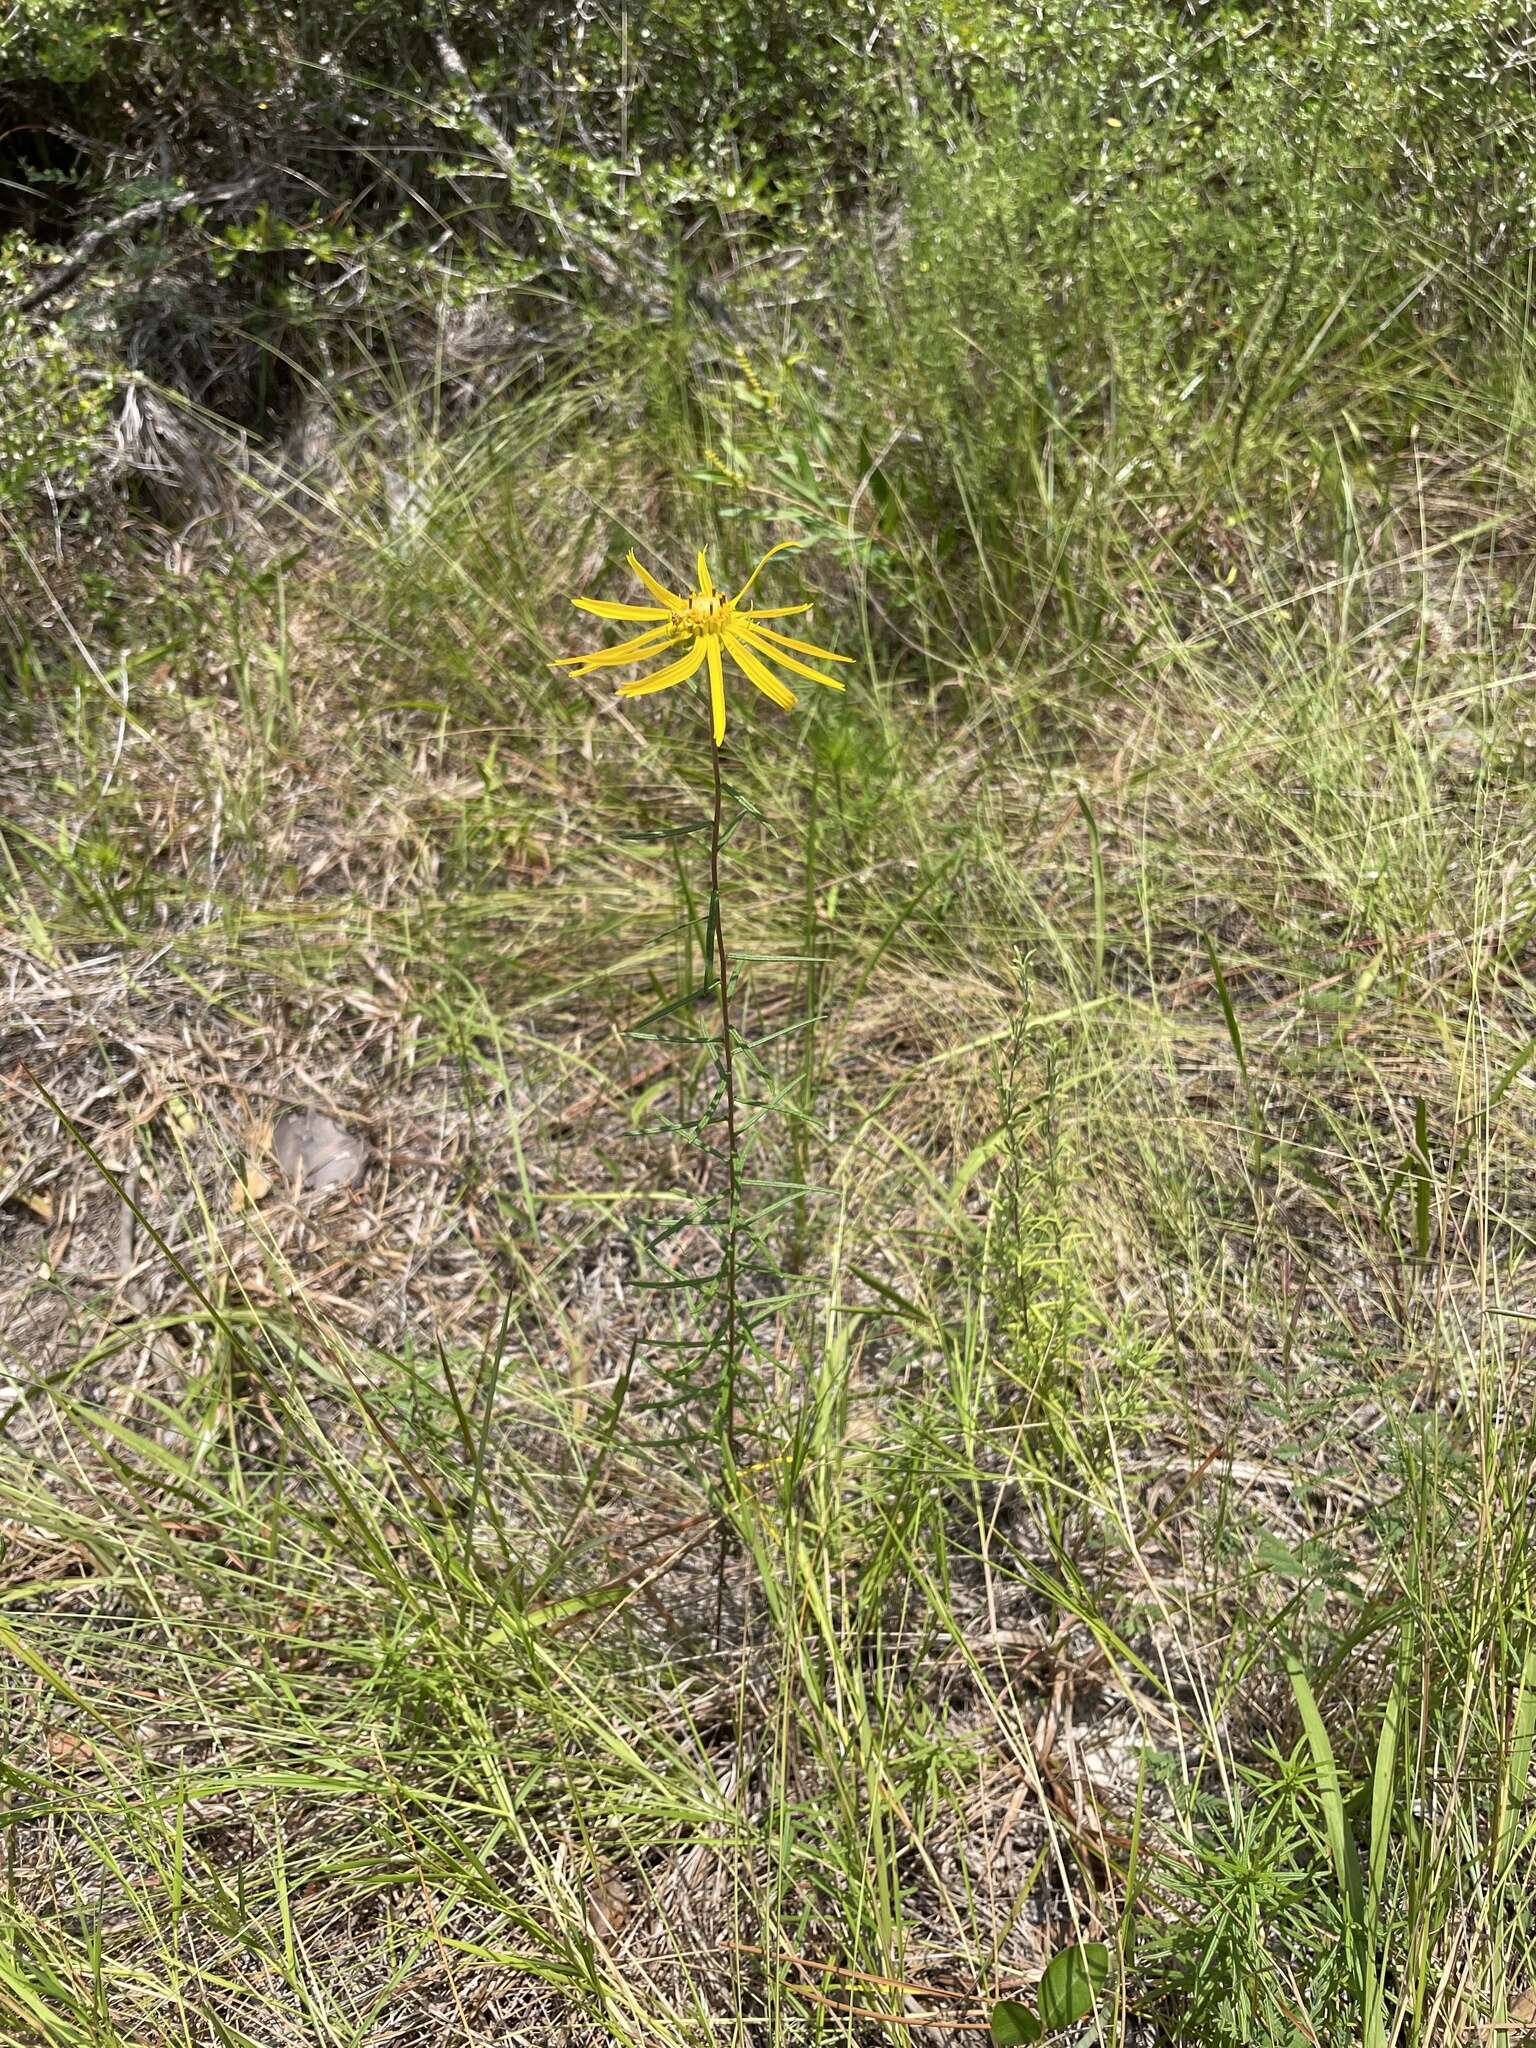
[685,591,735,637]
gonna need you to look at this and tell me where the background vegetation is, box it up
[6,2,1536,2042]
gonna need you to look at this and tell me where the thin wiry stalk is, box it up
[709,735,742,1641]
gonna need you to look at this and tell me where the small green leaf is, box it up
[1037,1942,1112,2032]
[990,1999,1043,2045]
[857,433,898,528]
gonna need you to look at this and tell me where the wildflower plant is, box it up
[559,537,848,1616]
[556,539,851,745]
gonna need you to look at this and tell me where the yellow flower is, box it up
[556,540,850,746]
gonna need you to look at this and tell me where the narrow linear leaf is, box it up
[1286,1651,1366,1945]
[1412,1095,1431,1259]
[1203,934,1264,1171]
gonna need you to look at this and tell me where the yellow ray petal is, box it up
[626,551,687,612]
[745,623,853,664]
[558,624,681,671]
[726,632,798,711]
[696,549,713,599]
[736,626,846,690]
[741,603,814,620]
[572,597,674,622]
[731,538,802,604]
[706,638,726,746]
[615,638,707,698]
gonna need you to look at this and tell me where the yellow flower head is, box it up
[556,540,850,746]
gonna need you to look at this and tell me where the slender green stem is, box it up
[709,737,741,1639]
[709,739,740,1422]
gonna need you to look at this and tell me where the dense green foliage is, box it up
[7,0,1536,474]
